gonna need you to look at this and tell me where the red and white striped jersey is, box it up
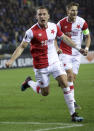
[23,22,63,69]
[57,16,89,55]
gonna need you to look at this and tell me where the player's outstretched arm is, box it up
[5,41,28,68]
[60,34,77,48]
[60,34,87,55]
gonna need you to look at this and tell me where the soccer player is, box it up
[6,6,86,121]
[57,2,91,109]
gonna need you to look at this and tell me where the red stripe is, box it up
[59,18,72,55]
[70,85,74,90]
[37,86,40,93]
[30,24,48,69]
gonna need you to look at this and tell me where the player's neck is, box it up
[39,23,48,29]
[68,17,76,23]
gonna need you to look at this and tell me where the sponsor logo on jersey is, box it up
[38,33,42,37]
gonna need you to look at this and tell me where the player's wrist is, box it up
[85,47,89,51]
[56,48,59,52]
[75,46,81,51]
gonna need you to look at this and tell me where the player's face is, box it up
[67,6,78,22]
[36,9,50,28]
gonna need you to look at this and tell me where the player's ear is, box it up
[35,14,38,20]
[48,14,50,19]
[66,7,69,15]
[66,9,69,15]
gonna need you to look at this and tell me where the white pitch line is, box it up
[34,124,83,131]
[0,122,83,131]
[0,121,83,126]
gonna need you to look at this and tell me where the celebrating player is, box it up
[6,6,86,121]
[57,2,91,109]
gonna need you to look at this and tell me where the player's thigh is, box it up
[51,62,68,88]
[51,61,66,78]
[59,54,72,70]
[34,68,50,95]
[34,68,50,88]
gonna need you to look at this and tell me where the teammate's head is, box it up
[36,6,50,28]
[66,2,79,22]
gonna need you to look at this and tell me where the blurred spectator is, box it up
[0,0,94,54]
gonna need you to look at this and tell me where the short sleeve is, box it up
[57,21,61,30]
[82,22,89,35]
[23,28,33,43]
[82,21,88,30]
[56,25,63,38]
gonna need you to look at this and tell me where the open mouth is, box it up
[73,15,76,17]
[41,20,45,22]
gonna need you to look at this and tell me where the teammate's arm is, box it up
[60,34,79,50]
[54,40,62,54]
[84,33,91,55]
[5,41,28,67]
[82,22,91,55]
[60,34,86,55]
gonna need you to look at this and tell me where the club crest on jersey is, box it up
[76,25,80,29]
[64,26,67,29]
[38,33,42,37]
[51,29,55,34]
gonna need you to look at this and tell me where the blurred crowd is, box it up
[0,0,94,53]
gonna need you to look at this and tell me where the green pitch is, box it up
[0,64,94,131]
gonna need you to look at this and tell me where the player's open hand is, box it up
[5,59,13,68]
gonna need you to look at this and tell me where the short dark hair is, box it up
[66,2,79,10]
[36,6,49,14]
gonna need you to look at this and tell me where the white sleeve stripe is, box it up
[23,29,33,43]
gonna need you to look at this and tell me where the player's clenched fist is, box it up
[79,48,88,56]
[5,59,13,68]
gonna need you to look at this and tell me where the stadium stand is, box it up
[0,0,94,56]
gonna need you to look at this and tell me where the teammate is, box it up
[6,6,86,121]
[57,2,91,109]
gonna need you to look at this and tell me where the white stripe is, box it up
[35,124,83,131]
[0,121,83,126]
[0,122,83,131]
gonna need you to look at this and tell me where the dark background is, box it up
[0,0,94,56]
